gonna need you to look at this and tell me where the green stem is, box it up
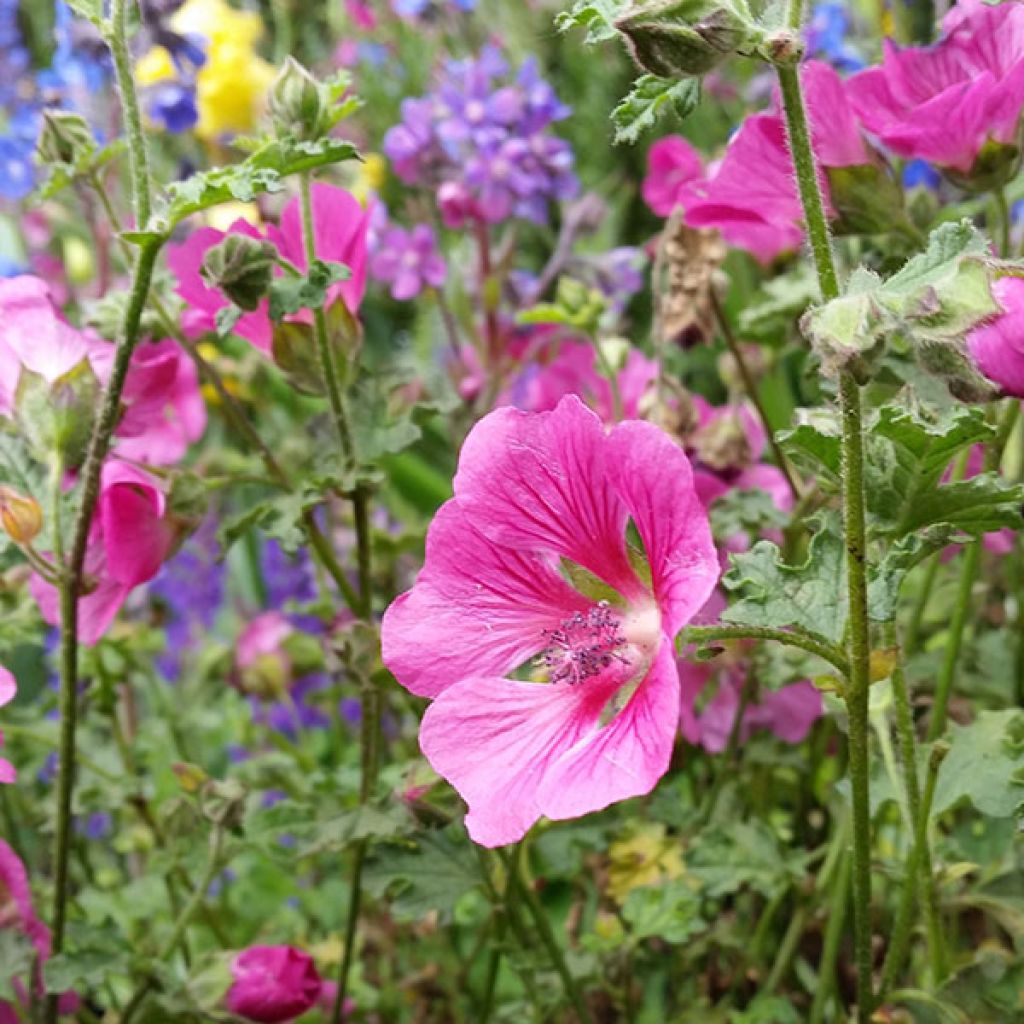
[683,624,849,676]
[886,623,922,835]
[709,289,802,503]
[994,187,1011,259]
[809,847,851,1024]
[109,0,152,230]
[775,55,873,1022]
[904,554,941,656]
[501,846,593,1024]
[764,904,807,994]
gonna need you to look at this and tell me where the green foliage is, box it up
[267,260,351,321]
[518,276,608,333]
[610,74,701,144]
[621,878,705,943]
[555,0,625,43]
[14,360,99,467]
[686,820,806,898]
[0,930,35,1001]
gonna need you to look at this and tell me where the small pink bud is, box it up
[226,946,322,1024]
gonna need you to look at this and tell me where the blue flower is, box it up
[902,159,940,190]
[805,3,864,72]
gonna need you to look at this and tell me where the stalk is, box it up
[47,5,159,1010]
[683,624,849,676]
[774,40,874,1019]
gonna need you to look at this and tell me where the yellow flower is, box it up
[206,200,261,232]
[351,153,387,205]
[607,823,685,904]
[136,46,175,86]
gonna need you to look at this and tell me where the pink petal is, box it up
[967,276,1024,398]
[537,639,680,821]
[382,500,591,698]
[605,420,719,638]
[748,680,823,744]
[99,462,173,587]
[0,758,14,784]
[420,670,621,846]
[454,395,645,601]
[802,60,870,168]
[0,666,15,707]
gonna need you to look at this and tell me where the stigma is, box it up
[541,601,629,685]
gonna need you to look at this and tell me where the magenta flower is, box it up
[0,275,109,417]
[382,396,719,846]
[226,945,323,1024]
[167,185,370,353]
[641,135,704,217]
[678,661,823,752]
[115,339,207,466]
[683,61,869,263]
[847,0,1024,174]
[31,462,178,645]
[966,275,1024,399]
[0,838,78,1020]
[369,222,447,300]
[0,667,15,785]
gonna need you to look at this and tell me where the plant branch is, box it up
[683,624,849,676]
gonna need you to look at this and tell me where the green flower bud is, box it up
[615,0,759,77]
[36,109,96,166]
[201,234,278,312]
[268,56,324,142]
[0,486,43,546]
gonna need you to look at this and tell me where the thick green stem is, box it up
[683,624,849,676]
[809,838,851,1024]
[775,57,874,1021]
[109,0,152,229]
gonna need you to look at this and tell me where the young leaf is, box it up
[611,75,701,146]
[555,0,625,43]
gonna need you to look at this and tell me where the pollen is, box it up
[541,601,629,685]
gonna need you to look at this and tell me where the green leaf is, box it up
[729,996,801,1024]
[364,828,481,922]
[555,0,624,43]
[931,710,1024,818]
[826,163,912,238]
[14,359,99,466]
[64,0,105,28]
[721,517,847,644]
[709,487,789,541]
[736,268,819,342]
[267,259,351,321]
[686,820,805,899]
[517,276,607,334]
[621,879,705,944]
[0,930,35,1000]
[779,414,842,480]
[882,219,989,298]
[610,75,701,145]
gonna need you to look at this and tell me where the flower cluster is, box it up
[383,46,578,225]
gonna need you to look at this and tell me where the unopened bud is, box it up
[268,57,324,142]
[615,0,759,77]
[36,109,96,166]
[0,487,43,545]
[201,235,277,312]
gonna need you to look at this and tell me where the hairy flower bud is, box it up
[615,0,759,77]
[0,487,43,546]
[200,235,277,312]
[36,109,96,166]
[268,57,324,142]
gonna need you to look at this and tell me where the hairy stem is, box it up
[775,55,873,1021]
[684,624,849,677]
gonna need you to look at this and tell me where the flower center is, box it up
[540,601,628,685]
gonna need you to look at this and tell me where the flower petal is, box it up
[605,420,719,638]
[382,500,590,698]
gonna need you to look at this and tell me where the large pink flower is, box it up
[0,668,15,785]
[167,185,370,353]
[642,136,704,217]
[382,396,719,846]
[0,838,78,1019]
[966,275,1024,399]
[31,462,178,645]
[847,0,1024,174]
[115,339,207,465]
[0,276,109,417]
[682,61,869,263]
[226,945,322,1024]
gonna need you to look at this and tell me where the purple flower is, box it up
[370,221,446,300]
[382,45,578,226]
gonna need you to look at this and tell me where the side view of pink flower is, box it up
[382,395,719,846]
[0,667,16,784]
[30,462,179,645]
[0,838,78,1019]
[641,136,704,217]
[847,0,1024,175]
[115,339,207,466]
[226,945,323,1024]
[0,275,110,417]
[167,185,370,353]
[966,275,1024,399]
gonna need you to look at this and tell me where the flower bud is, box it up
[615,0,759,77]
[36,109,96,166]
[200,235,278,312]
[226,946,322,1024]
[0,487,43,545]
[268,57,324,142]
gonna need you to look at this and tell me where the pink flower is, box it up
[966,275,1024,399]
[0,839,78,1019]
[683,62,869,263]
[369,222,447,300]
[847,0,1024,174]
[382,395,719,846]
[226,945,323,1024]
[0,276,109,417]
[167,185,370,353]
[31,462,178,645]
[115,339,207,465]
[0,668,15,784]
[642,136,704,217]
[678,661,823,752]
